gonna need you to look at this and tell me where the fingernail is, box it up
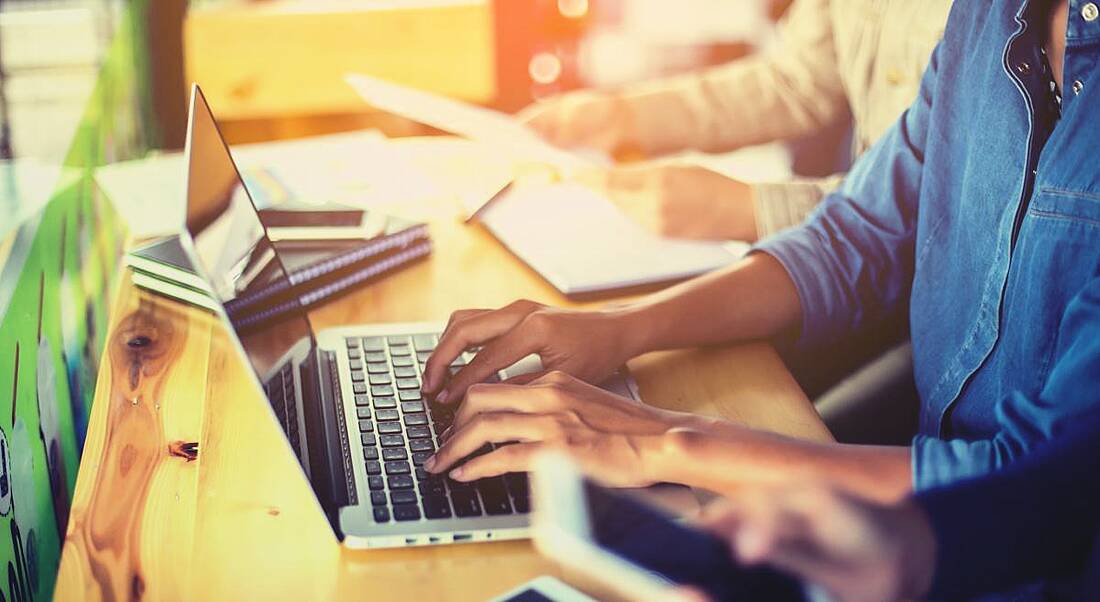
[424,456,437,471]
[735,527,767,562]
[436,389,450,404]
[449,467,465,480]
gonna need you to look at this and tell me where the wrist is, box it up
[603,304,660,358]
[895,500,937,600]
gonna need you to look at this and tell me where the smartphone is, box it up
[259,203,386,242]
[531,454,809,602]
[490,576,596,602]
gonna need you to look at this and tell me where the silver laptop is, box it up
[176,85,641,549]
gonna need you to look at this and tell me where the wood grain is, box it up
[56,176,830,602]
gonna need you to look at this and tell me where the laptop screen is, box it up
[182,86,316,382]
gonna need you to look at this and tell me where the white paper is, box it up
[345,73,602,175]
[480,182,747,295]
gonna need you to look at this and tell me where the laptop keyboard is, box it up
[265,363,302,453]
[346,334,530,524]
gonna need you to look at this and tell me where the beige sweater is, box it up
[616,0,953,237]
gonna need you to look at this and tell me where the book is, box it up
[124,211,431,321]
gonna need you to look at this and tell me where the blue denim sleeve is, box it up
[912,277,1100,490]
[751,43,940,349]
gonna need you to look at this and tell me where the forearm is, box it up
[617,253,802,355]
[643,426,913,503]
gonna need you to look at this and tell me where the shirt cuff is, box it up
[751,224,840,349]
[751,177,843,238]
[910,433,998,491]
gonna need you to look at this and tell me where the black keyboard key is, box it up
[377,421,403,435]
[412,451,432,466]
[396,378,420,390]
[416,350,433,363]
[382,447,408,461]
[373,396,397,409]
[389,475,415,489]
[380,434,405,447]
[371,385,395,397]
[399,390,423,401]
[505,473,529,497]
[347,348,362,360]
[416,468,432,481]
[375,408,400,421]
[477,477,513,515]
[366,461,382,475]
[365,352,387,363]
[512,495,530,513]
[358,419,374,433]
[387,335,409,346]
[419,478,446,496]
[385,461,411,475]
[352,383,368,395]
[373,507,390,523]
[355,395,371,407]
[392,356,415,368]
[393,504,421,521]
[389,345,412,357]
[404,413,428,426]
[346,338,359,348]
[350,370,366,382]
[394,366,417,379]
[367,362,390,374]
[369,373,392,385]
[356,407,371,419]
[450,489,483,517]
[409,439,435,453]
[423,496,452,519]
[362,337,386,352]
[412,334,437,351]
[349,359,363,370]
[390,490,418,505]
[361,433,377,446]
[401,401,425,413]
[406,426,432,439]
[368,475,384,490]
[370,491,388,506]
[363,447,379,461]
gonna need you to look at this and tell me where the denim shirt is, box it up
[756,0,1100,491]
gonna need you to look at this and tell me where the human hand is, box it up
[424,371,692,485]
[699,485,936,602]
[578,163,758,241]
[517,89,634,155]
[421,300,644,404]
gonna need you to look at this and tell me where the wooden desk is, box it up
[53,205,831,601]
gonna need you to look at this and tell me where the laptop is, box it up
[176,85,642,548]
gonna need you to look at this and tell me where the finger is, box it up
[426,412,559,474]
[449,441,546,482]
[438,321,544,403]
[440,308,489,340]
[423,301,537,395]
[501,369,550,386]
[451,383,562,432]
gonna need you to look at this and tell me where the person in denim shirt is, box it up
[417,0,1100,506]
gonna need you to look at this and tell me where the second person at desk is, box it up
[419,0,1100,507]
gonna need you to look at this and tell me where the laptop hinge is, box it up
[300,350,356,528]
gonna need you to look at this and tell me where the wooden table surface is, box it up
[52,199,832,601]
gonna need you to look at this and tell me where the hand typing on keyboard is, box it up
[421,300,642,405]
[424,371,696,487]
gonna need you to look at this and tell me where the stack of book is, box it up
[126,212,430,326]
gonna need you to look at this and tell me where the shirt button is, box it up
[1073,79,1084,95]
[1016,61,1032,75]
[1084,2,1099,21]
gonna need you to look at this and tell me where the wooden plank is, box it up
[184,1,495,122]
